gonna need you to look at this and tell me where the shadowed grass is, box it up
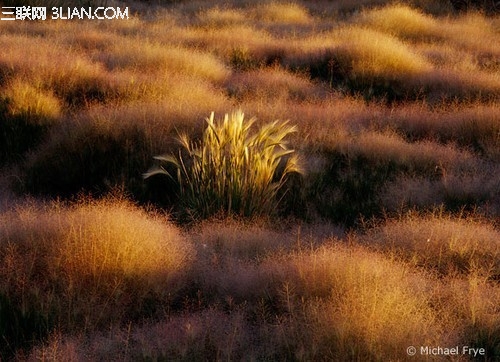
[0,79,62,165]
[225,66,322,102]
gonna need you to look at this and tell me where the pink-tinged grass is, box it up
[364,211,500,277]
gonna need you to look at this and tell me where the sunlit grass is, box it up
[145,110,302,219]
[252,2,313,25]
[281,244,445,359]
[1,197,191,283]
[197,7,247,28]
[365,211,500,277]
[98,40,230,82]
[0,34,113,107]
[0,0,499,359]
[2,79,61,122]
[334,26,432,78]
[0,197,193,330]
[358,4,440,40]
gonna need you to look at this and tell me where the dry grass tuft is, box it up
[0,197,193,337]
[359,4,440,40]
[225,67,321,102]
[364,212,500,277]
[334,26,432,78]
[435,275,500,355]
[253,2,313,25]
[341,130,476,174]
[191,218,290,261]
[197,7,247,28]
[277,243,446,360]
[374,103,500,157]
[145,110,301,219]
[98,41,230,82]
[2,79,62,122]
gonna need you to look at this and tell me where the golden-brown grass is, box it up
[339,130,477,173]
[352,5,500,99]
[440,13,500,58]
[1,1,499,359]
[359,5,500,58]
[277,244,446,360]
[2,2,496,112]
[436,275,500,352]
[191,217,298,261]
[225,66,322,101]
[252,2,313,25]
[2,79,62,122]
[196,7,247,28]
[177,24,276,64]
[97,40,230,82]
[381,168,500,214]
[364,212,500,277]
[332,26,432,78]
[0,34,114,107]
[20,236,469,361]
[369,102,500,159]
[0,197,193,332]
[358,4,440,40]
[5,215,497,360]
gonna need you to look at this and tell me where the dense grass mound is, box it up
[365,212,500,277]
[275,245,444,360]
[0,197,193,358]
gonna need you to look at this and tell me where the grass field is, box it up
[0,0,499,360]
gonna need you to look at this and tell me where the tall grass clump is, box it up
[145,110,301,219]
